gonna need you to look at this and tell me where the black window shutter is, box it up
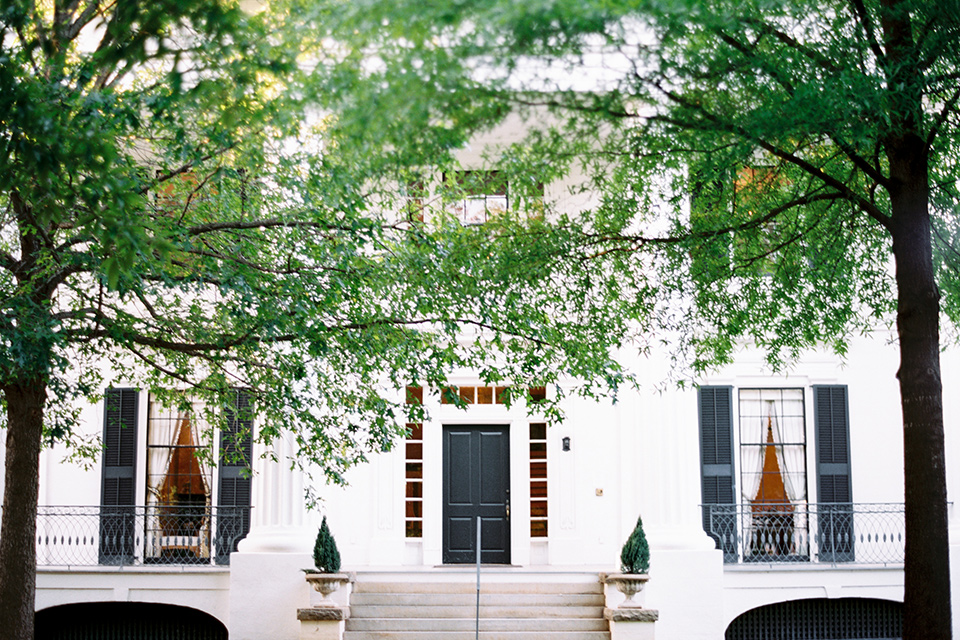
[813,385,854,562]
[216,389,253,564]
[99,388,139,564]
[698,386,738,561]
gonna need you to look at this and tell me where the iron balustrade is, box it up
[703,503,904,565]
[34,505,250,567]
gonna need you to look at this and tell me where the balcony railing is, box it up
[35,505,250,567]
[703,503,904,565]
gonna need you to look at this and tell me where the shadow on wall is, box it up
[726,597,903,640]
[35,601,227,640]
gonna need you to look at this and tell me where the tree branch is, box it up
[925,85,960,150]
[711,26,889,189]
[648,87,893,231]
[849,0,888,65]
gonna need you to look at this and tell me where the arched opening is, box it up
[726,598,903,640]
[35,601,227,640]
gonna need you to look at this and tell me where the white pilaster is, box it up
[238,431,312,553]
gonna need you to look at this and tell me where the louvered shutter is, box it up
[698,386,738,561]
[814,385,854,562]
[99,388,139,564]
[216,389,253,564]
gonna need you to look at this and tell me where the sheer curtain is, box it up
[770,399,805,504]
[739,392,765,554]
[146,400,177,508]
[769,395,808,554]
[146,399,178,558]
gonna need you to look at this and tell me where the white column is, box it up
[638,383,715,551]
[237,431,313,553]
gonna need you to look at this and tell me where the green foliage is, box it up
[313,516,342,573]
[306,1,957,635]
[309,0,958,373]
[0,0,635,487]
[620,514,650,575]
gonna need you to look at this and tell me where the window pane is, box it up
[405,501,423,518]
[406,521,423,538]
[406,442,423,460]
[477,387,493,404]
[405,386,423,405]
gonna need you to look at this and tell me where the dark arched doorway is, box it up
[726,597,903,640]
[36,601,227,640]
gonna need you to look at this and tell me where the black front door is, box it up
[442,425,510,564]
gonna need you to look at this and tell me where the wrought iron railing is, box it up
[34,505,250,567]
[703,503,904,565]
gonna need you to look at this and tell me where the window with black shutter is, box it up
[99,388,139,564]
[814,385,854,562]
[698,386,738,560]
[216,389,253,564]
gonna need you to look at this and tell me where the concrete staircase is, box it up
[343,572,611,640]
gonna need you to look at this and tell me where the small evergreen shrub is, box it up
[620,514,650,574]
[313,516,341,573]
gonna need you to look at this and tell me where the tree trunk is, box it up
[888,138,952,640]
[0,380,47,640]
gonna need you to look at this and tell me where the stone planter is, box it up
[603,573,650,608]
[303,572,350,605]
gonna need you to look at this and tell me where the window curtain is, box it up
[769,397,809,555]
[740,396,765,555]
[769,399,805,504]
[145,398,213,558]
[146,401,177,508]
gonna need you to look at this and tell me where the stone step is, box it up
[350,605,605,619]
[351,581,603,595]
[350,593,604,607]
[343,633,610,640]
[346,617,608,632]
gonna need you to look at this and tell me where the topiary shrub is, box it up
[620,514,650,574]
[313,515,341,573]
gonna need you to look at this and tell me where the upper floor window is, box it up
[445,170,509,225]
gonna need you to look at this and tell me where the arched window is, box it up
[726,598,902,640]
[36,602,227,640]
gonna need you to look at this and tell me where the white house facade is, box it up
[16,328,960,640]
[8,116,960,640]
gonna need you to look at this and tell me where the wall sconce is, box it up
[562,437,571,452]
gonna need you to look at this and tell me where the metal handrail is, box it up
[34,505,250,567]
[702,502,905,565]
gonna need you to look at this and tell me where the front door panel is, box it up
[443,425,510,564]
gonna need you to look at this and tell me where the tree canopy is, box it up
[3,0,958,638]
[304,1,959,639]
[0,2,634,638]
